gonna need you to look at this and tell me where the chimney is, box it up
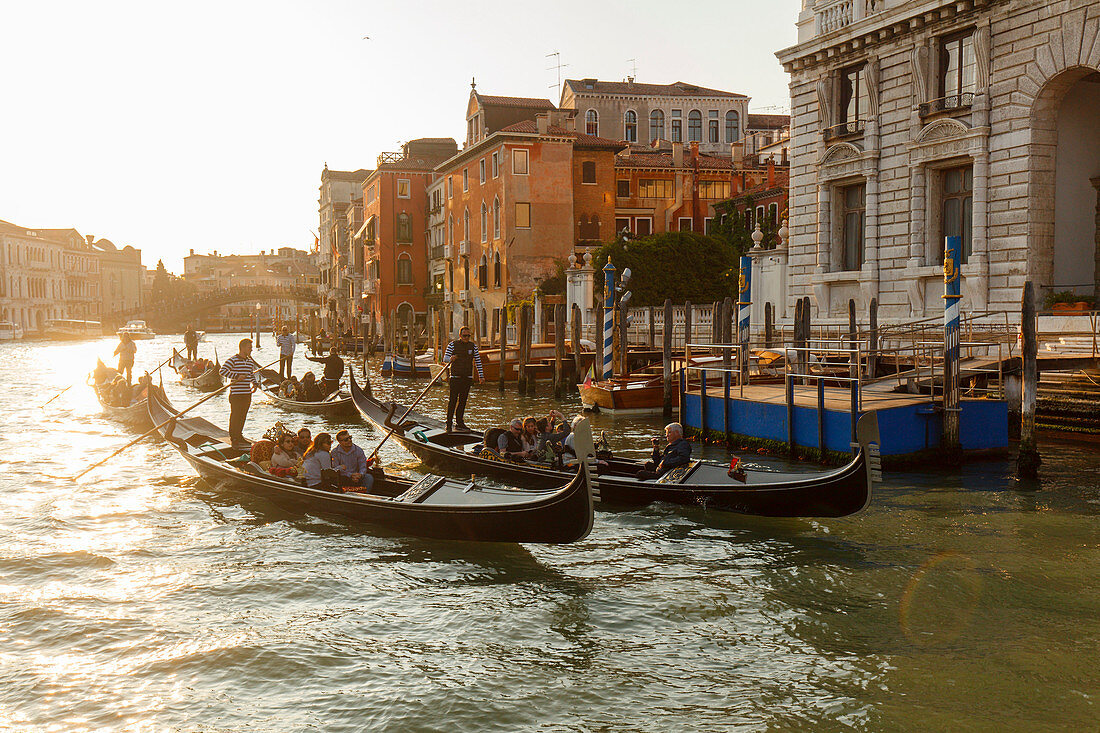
[537,113,549,134]
[689,140,699,160]
[189,248,195,255]
[767,161,775,188]
[781,147,788,166]
[672,142,683,167]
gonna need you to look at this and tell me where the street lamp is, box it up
[255,302,262,347]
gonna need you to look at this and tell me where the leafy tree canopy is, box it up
[591,231,739,307]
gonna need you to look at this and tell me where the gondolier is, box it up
[276,326,296,379]
[219,338,260,447]
[306,347,344,396]
[443,326,483,433]
[113,333,136,384]
[184,325,199,362]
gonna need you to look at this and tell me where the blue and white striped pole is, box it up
[943,236,962,453]
[602,262,616,380]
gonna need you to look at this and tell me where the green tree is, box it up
[591,231,738,307]
[151,260,170,302]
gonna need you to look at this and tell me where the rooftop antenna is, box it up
[627,58,637,82]
[546,51,568,99]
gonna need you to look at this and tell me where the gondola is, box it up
[350,370,880,518]
[146,389,596,543]
[255,368,356,416]
[170,348,223,391]
[89,359,154,427]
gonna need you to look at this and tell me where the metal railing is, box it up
[919,92,975,117]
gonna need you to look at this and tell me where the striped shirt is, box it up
[443,339,484,379]
[220,355,260,395]
[276,333,296,356]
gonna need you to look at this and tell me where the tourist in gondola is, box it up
[269,434,300,478]
[301,432,335,489]
[114,332,136,384]
[305,347,344,396]
[331,430,374,491]
[299,372,322,402]
[496,418,528,461]
[276,326,296,379]
[295,427,312,454]
[442,326,484,433]
[184,325,199,361]
[279,375,301,400]
[219,338,260,448]
[636,422,692,480]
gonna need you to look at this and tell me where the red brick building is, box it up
[360,138,457,332]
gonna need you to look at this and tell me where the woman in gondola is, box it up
[301,432,335,489]
[270,433,301,478]
[299,372,322,402]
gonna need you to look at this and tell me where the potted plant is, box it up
[1044,290,1081,311]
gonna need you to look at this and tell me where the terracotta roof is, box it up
[322,168,372,182]
[500,120,626,149]
[565,79,746,99]
[614,151,734,170]
[747,113,790,130]
[475,93,555,110]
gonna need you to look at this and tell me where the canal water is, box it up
[1,333,1097,731]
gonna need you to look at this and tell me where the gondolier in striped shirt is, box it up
[276,326,296,379]
[443,326,483,433]
[219,338,260,447]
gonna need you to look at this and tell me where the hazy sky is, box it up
[2,0,800,272]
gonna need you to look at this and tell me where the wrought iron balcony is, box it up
[919,93,975,118]
[822,119,866,142]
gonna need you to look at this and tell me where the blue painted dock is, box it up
[681,382,1008,457]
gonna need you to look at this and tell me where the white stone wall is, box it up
[779,0,1100,323]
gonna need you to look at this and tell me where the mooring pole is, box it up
[943,236,962,461]
[868,297,878,379]
[498,307,508,392]
[571,303,582,391]
[554,303,565,398]
[1017,280,1040,478]
[721,296,732,443]
[738,255,752,386]
[602,262,616,380]
[663,298,674,418]
[764,302,774,350]
[525,304,536,395]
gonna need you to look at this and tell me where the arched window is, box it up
[624,110,637,142]
[478,255,488,289]
[448,262,454,290]
[463,208,470,242]
[447,214,453,245]
[396,254,413,284]
[688,110,702,142]
[463,257,470,290]
[493,197,501,239]
[493,252,501,287]
[480,203,487,242]
[649,109,664,142]
[585,109,599,136]
[725,111,740,143]
[396,213,412,242]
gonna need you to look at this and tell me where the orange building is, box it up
[360,138,456,333]
[435,93,623,336]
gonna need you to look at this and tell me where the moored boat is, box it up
[350,370,880,518]
[43,318,102,340]
[381,352,432,376]
[257,368,356,416]
[0,321,24,340]
[146,389,596,543]
[170,348,223,391]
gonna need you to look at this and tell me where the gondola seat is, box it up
[654,461,701,484]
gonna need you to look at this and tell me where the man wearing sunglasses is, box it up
[443,326,484,433]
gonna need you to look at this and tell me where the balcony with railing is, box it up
[443,244,454,260]
[430,245,445,261]
[459,241,470,256]
[822,119,866,142]
[919,92,976,118]
[458,289,469,302]
[811,0,885,37]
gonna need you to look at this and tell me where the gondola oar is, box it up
[38,385,72,409]
[367,362,450,462]
[58,358,280,482]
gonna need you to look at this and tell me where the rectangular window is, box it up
[479,159,486,184]
[616,180,630,198]
[396,258,413,284]
[841,183,866,271]
[513,148,529,175]
[491,152,499,178]
[515,202,531,228]
[447,177,453,199]
[396,179,410,198]
[940,165,973,264]
[708,110,719,143]
[366,185,376,204]
[671,109,682,143]
[581,161,597,184]
[638,178,673,199]
[839,64,868,124]
[939,31,976,99]
[615,217,631,235]
[634,217,652,236]
[768,203,779,226]
[678,217,693,232]
[704,217,715,235]
[698,181,731,199]
[462,169,469,192]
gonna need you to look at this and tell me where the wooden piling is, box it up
[554,303,566,398]
[848,298,858,386]
[663,298,673,418]
[764,302,774,349]
[525,305,536,395]
[683,300,693,366]
[648,306,656,349]
[619,303,630,376]
[498,307,508,392]
[868,298,878,379]
[793,298,805,383]
[1017,281,1040,478]
[517,305,528,395]
[720,296,733,443]
[571,303,582,391]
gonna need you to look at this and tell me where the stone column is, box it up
[814,182,831,315]
[1092,177,1100,301]
[969,146,992,310]
[862,169,880,308]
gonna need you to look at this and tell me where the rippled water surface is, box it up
[1,334,1098,731]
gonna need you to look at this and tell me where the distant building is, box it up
[776,0,1100,320]
[560,78,750,157]
[92,237,143,319]
[318,166,372,332]
[39,228,101,324]
[0,219,66,332]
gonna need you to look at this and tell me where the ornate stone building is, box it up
[777,0,1100,320]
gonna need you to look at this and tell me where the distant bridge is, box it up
[106,285,319,329]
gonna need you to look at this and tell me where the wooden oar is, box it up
[38,385,72,409]
[367,362,450,462]
[60,357,280,482]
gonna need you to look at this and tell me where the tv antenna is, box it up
[546,51,568,98]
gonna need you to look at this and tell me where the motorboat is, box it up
[0,321,23,340]
[117,320,156,340]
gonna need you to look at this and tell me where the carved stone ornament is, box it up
[974,25,990,90]
[865,57,881,119]
[911,44,929,106]
[913,118,970,145]
[819,142,862,166]
[816,79,833,129]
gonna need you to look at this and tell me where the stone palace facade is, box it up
[777,0,1100,320]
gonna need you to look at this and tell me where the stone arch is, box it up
[1026,65,1100,293]
[818,142,862,167]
